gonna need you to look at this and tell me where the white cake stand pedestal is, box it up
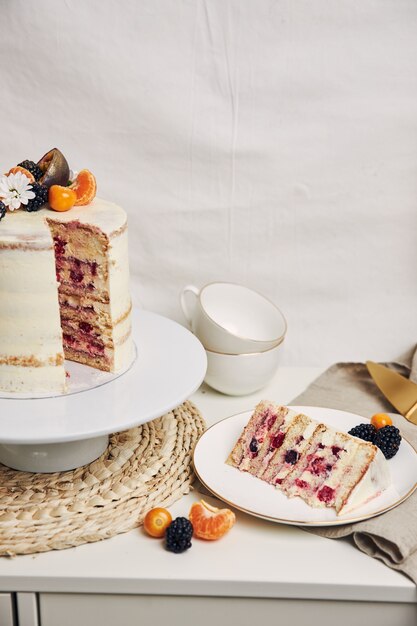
[0,310,207,473]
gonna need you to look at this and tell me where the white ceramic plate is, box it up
[193,405,417,526]
[0,309,207,444]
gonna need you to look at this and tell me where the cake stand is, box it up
[0,309,207,473]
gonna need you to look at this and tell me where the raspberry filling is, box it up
[271,431,285,449]
[317,486,335,504]
[63,333,105,357]
[56,256,99,286]
[295,479,308,489]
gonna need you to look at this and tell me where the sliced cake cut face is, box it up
[226,401,291,473]
[48,219,114,371]
[47,208,133,373]
[260,418,324,486]
[281,428,360,511]
[226,402,391,516]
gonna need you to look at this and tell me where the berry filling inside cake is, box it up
[48,219,126,372]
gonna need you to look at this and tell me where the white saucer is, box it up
[193,405,417,526]
[0,309,207,472]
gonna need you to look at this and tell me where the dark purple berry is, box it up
[249,438,258,453]
[348,423,377,443]
[25,182,48,212]
[70,269,84,283]
[285,449,299,465]
[374,425,401,459]
[165,517,193,553]
[17,160,43,181]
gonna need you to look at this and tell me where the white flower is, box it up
[69,169,78,184]
[0,172,36,211]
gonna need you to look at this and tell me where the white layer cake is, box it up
[227,401,391,515]
[0,199,134,394]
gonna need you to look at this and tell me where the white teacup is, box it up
[180,282,287,354]
[204,342,282,396]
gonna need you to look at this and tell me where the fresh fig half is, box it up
[37,148,70,189]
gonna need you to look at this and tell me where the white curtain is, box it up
[1,0,416,365]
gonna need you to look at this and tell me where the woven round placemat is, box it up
[0,401,205,556]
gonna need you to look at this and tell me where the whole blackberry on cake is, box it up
[348,423,377,443]
[165,517,193,553]
[17,160,43,181]
[0,201,6,221]
[374,425,401,459]
[25,182,48,212]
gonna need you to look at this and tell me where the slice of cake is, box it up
[227,401,391,515]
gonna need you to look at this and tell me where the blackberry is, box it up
[17,160,43,181]
[348,423,377,443]
[249,438,258,453]
[284,449,299,465]
[25,182,48,212]
[165,517,193,554]
[0,201,6,221]
[374,425,402,459]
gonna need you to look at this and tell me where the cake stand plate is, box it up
[0,309,207,472]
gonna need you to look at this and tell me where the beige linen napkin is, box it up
[291,353,417,583]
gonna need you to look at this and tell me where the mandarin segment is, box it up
[69,169,97,206]
[6,166,35,182]
[189,499,236,541]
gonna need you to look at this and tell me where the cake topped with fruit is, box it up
[0,148,134,394]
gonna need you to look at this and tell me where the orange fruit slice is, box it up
[6,166,35,182]
[69,169,97,206]
[143,507,172,538]
[49,185,77,212]
[189,500,236,540]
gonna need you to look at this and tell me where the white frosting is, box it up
[0,364,66,394]
[0,198,126,246]
[339,448,391,514]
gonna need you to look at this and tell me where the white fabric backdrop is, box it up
[1,0,416,365]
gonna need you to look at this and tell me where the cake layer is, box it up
[282,428,359,510]
[0,363,66,394]
[58,298,111,333]
[226,401,289,470]
[55,256,107,294]
[63,347,110,371]
[260,417,321,485]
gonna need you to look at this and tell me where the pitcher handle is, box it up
[180,285,200,326]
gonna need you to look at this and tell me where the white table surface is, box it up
[0,367,415,604]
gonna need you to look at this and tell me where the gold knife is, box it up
[366,361,417,426]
